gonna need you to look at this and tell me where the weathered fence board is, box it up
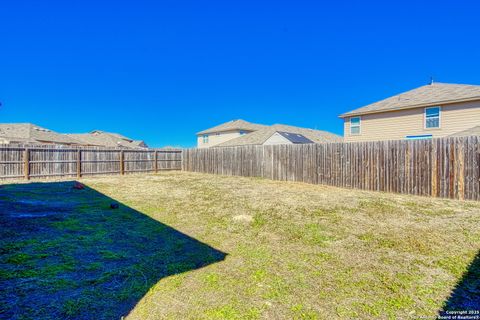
[0,146,24,179]
[3,137,480,200]
[0,145,182,180]
[182,137,480,200]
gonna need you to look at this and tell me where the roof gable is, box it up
[68,131,147,148]
[215,124,342,147]
[340,83,480,118]
[90,130,132,141]
[277,131,314,144]
[197,119,268,135]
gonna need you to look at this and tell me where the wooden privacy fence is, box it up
[0,145,182,180]
[182,136,480,201]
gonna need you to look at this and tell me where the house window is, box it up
[239,130,246,135]
[203,134,209,143]
[350,117,361,135]
[425,107,440,128]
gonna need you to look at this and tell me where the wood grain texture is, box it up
[0,145,182,179]
[182,137,480,200]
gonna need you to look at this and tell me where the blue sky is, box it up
[0,0,479,147]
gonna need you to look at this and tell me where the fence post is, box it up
[154,150,158,173]
[23,148,30,180]
[180,150,184,171]
[76,149,82,178]
[120,150,125,175]
[457,139,465,200]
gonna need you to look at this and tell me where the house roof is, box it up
[197,119,268,135]
[130,140,148,148]
[276,131,314,144]
[0,123,79,144]
[215,124,342,147]
[90,130,132,141]
[449,126,480,137]
[340,82,480,118]
[67,131,148,148]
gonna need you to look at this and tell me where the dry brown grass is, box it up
[4,171,480,319]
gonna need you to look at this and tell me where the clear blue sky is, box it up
[0,1,479,147]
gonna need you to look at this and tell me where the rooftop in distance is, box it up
[0,123,148,148]
[340,82,480,118]
[196,119,342,148]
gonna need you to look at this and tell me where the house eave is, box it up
[339,96,480,119]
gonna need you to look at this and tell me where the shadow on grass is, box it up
[0,181,227,320]
[440,251,480,315]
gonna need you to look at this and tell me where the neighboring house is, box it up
[0,124,148,148]
[196,120,268,148]
[264,131,314,145]
[340,82,480,142]
[67,130,148,148]
[0,123,79,145]
[197,120,342,148]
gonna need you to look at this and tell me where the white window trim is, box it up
[350,116,361,135]
[424,106,441,130]
[203,134,209,144]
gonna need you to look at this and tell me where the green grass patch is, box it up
[1,172,479,319]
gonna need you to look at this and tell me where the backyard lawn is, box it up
[1,171,479,319]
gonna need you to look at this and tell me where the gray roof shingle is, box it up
[67,131,148,148]
[216,124,342,147]
[0,123,79,144]
[197,119,268,135]
[0,124,148,148]
[340,82,480,118]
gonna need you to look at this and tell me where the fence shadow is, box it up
[0,181,227,320]
[440,250,480,314]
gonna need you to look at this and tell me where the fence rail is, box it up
[3,137,480,200]
[182,136,480,201]
[0,145,182,180]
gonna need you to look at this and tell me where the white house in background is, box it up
[196,120,342,148]
[196,120,268,148]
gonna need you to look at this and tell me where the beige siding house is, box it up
[340,82,480,142]
[197,120,342,147]
[196,120,267,148]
